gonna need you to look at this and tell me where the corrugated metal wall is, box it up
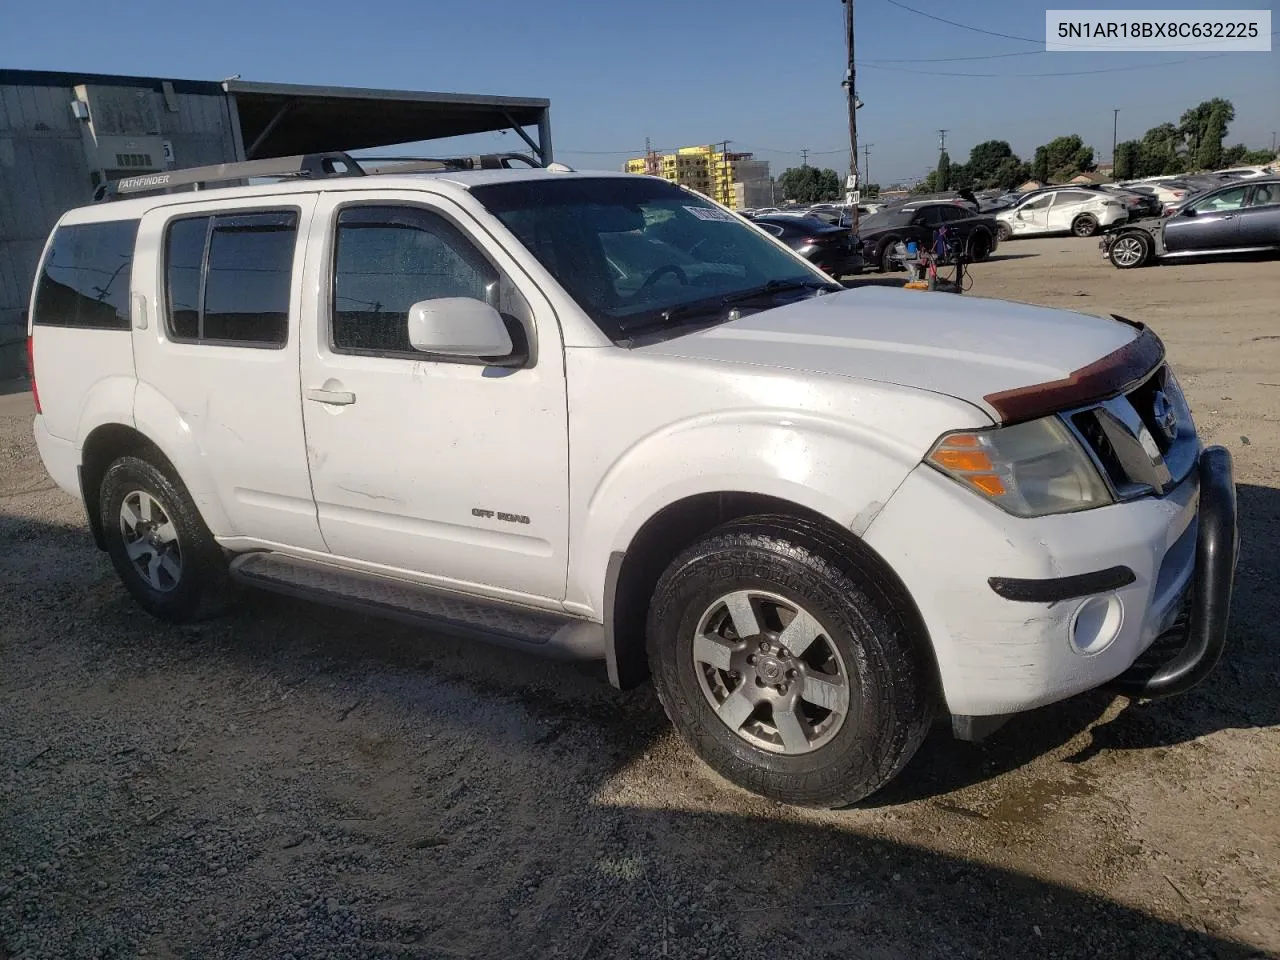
[0,74,240,378]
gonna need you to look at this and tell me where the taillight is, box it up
[1171,190,1185,198]
[27,335,40,414]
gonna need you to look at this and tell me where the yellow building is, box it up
[623,145,770,210]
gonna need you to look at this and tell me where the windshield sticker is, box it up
[684,205,738,222]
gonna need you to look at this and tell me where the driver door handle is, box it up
[305,387,356,406]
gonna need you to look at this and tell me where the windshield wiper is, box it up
[721,277,841,305]
[617,278,840,344]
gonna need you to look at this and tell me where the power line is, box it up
[861,50,1040,64]
[883,0,1040,44]
[861,52,1231,78]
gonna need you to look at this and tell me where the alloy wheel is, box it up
[1112,236,1145,267]
[692,590,850,754]
[119,490,183,592]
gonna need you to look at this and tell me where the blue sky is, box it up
[2,0,1276,184]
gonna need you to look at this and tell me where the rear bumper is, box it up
[863,446,1233,716]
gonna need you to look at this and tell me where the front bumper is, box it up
[862,446,1237,716]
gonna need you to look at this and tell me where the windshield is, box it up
[470,177,827,341]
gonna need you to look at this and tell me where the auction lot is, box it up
[1,236,1277,959]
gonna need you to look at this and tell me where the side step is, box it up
[229,553,603,660]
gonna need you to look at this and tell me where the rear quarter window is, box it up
[32,220,139,330]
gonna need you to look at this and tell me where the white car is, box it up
[996,187,1129,239]
[27,153,1237,808]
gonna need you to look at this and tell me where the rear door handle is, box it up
[305,388,356,406]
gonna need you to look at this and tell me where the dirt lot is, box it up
[1,236,1277,960]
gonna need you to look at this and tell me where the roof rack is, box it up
[93,150,547,202]
[95,152,364,201]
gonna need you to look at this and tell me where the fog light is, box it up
[1070,594,1124,656]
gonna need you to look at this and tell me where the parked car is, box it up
[995,188,1128,240]
[858,202,999,272]
[751,215,863,277]
[27,153,1237,809]
[1099,177,1280,268]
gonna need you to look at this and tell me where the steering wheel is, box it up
[633,264,689,298]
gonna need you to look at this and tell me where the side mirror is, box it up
[1181,207,1197,217]
[1015,211,1024,219]
[407,298,514,358]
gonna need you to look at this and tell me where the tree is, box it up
[1137,123,1183,177]
[1037,134,1095,181]
[936,150,952,191]
[1180,98,1235,170]
[1222,144,1278,166]
[1113,140,1141,181]
[1031,146,1049,184]
[778,166,842,203]
[863,183,881,198]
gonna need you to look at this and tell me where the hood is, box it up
[638,286,1141,420]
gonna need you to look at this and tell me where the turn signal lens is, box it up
[926,418,1113,518]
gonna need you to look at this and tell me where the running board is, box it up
[1161,245,1278,258]
[228,553,603,660]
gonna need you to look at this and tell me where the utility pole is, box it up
[1112,108,1119,166]
[842,0,859,232]
[800,147,809,167]
[1272,131,1277,154]
[937,129,948,190]
[862,143,873,192]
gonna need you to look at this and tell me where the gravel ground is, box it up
[1,237,1278,959]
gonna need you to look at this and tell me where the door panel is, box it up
[1013,194,1052,234]
[134,197,325,550]
[1165,185,1247,252]
[1237,184,1280,247]
[298,192,569,603]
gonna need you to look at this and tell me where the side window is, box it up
[164,210,297,347]
[332,205,499,356]
[32,220,139,330]
[1192,186,1247,213]
[1247,183,1278,207]
[938,206,969,222]
[912,207,943,226]
[1023,194,1054,210]
[1055,190,1093,205]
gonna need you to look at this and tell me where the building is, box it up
[625,144,770,209]
[0,68,552,378]
[1068,171,1113,185]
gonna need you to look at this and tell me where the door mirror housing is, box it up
[1015,210,1024,219]
[1181,206,1197,217]
[407,298,514,358]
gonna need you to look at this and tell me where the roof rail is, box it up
[358,152,542,174]
[94,152,364,202]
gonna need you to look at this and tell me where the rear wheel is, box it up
[1072,214,1099,237]
[1108,232,1152,269]
[646,516,936,808]
[967,230,992,261]
[100,456,231,622]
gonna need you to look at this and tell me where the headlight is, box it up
[925,417,1113,518]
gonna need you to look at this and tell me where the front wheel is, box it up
[646,516,936,808]
[1108,232,1152,269]
[100,456,231,622]
[879,243,900,273]
[995,222,1013,243]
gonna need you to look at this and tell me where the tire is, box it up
[879,242,900,273]
[995,222,1013,243]
[1072,214,1099,237]
[967,230,992,262]
[1107,232,1152,269]
[99,455,231,622]
[646,515,937,808]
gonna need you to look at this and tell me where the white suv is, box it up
[996,187,1129,240]
[27,153,1237,808]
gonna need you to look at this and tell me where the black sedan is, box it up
[856,202,999,272]
[750,215,864,278]
[1099,177,1280,269]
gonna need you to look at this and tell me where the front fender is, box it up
[132,380,233,537]
[569,410,940,614]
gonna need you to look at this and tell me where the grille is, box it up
[1065,363,1198,499]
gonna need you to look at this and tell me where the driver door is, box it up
[1164,185,1247,252]
[297,190,570,605]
